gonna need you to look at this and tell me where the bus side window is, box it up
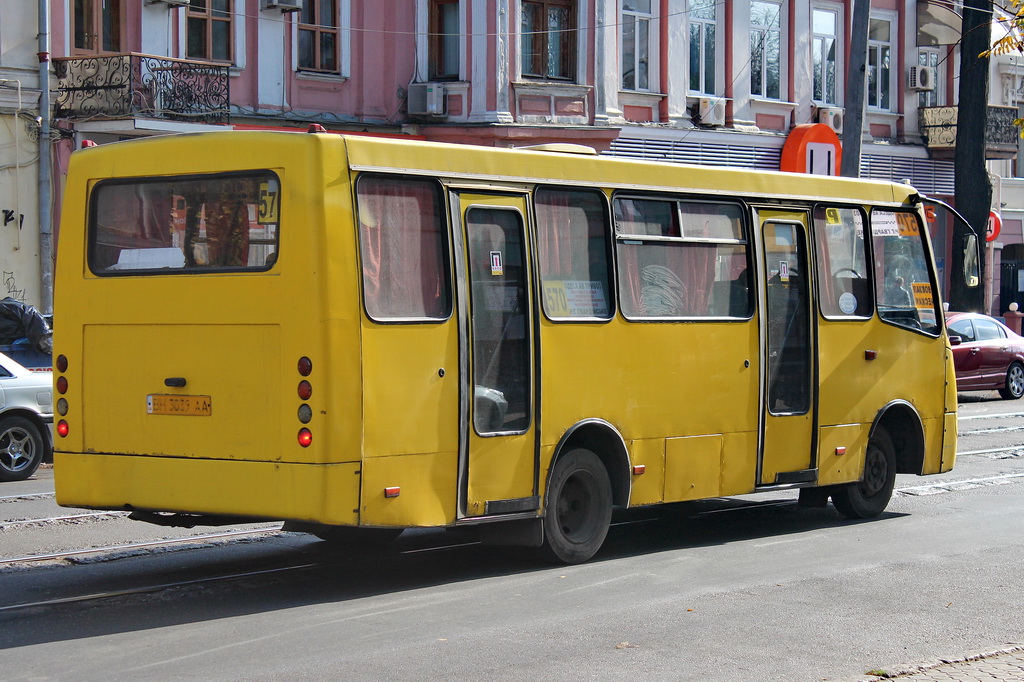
[613,196,750,320]
[870,209,940,334]
[534,187,613,320]
[812,205,872,318]
[355,175,452,321]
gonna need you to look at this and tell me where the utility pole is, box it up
[951,0,992,313]
[840,0,870,177]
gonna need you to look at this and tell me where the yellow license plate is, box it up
[146,394,212,416]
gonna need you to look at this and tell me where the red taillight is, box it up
[298,380,312,400]
[298,357,313,376]
[297,428,312,447]
[56,376,68,394]
[57,420,69,437]
[56,355,68,372]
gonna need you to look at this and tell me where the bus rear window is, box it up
[88,173,280,274]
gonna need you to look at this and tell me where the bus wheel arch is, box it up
[871,400,925,475]
[539,421,629,564]
[548,420,630,508]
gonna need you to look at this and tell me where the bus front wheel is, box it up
[831,427,896,519]
[541,448,612,564]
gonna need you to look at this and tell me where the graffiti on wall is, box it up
[2,271,26,301]
[2,210,25,229]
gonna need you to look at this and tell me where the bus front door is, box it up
[758,213,816,485]
[453,193,538,518]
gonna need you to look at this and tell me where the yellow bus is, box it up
[53,130,969,563]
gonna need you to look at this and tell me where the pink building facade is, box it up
[6,0,1021,312]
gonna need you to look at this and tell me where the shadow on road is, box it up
[0,495,906,650]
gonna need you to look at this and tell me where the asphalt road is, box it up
[1,395,1022,681]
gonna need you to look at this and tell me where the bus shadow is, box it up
[0,497,907,652]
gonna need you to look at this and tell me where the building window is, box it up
[73,0,122,54]
[688,0,717,94]
[812,8,839,105]
[622,1,653,91]
[918,49,941,108]
[521,0,576,81]
[430,0,460,80]
[299,0,340,73]
[867,17,893,110]
[751,1,782,99]
[187,0,233,63]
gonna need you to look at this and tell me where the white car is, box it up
[0,352,52,481]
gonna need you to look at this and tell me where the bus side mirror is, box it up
[964,234,980,288]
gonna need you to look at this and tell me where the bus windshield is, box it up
[88,172,280,274]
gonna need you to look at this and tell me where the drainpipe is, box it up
[37,0,52,315]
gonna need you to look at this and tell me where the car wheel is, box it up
[541,448,612,564]
[998,362,1024,400]
[0,416,45,482]
[831,427,896,519]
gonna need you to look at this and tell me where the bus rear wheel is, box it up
[541,448,612,564]
[831,427,896,519]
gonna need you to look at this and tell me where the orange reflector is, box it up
[835,446,847,456]
[632,464,646,476]
[57,420,69,437]
[297,428,312,447]
[384,486,401,498]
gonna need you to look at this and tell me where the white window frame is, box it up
[811,4,841,106]
[867,12,896,112]
[750,0,785,101]
[621,1,658,92]
[687,0,718,96]
[917,47,942,108]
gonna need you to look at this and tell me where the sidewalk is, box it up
[861,646,1024,681]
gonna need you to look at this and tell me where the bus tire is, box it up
[541,448,612,564]
[998,362,1024,400]
[831,427,896,519]
[0,415,45,482]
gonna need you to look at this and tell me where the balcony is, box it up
[919,105,1019,160]
[54,53,230,125]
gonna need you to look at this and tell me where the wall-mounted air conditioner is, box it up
[408,83,446,117]
[147,0,190,6]
[697,97,725,127]
[908,65,936,92]
[817,106,844,133]
[262,0,303,11]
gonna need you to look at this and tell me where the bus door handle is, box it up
[165,377,187,387]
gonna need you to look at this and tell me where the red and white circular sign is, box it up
[987,211,1002,242]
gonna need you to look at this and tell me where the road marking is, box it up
[957,411,1024,421]
[897,472,1024,496]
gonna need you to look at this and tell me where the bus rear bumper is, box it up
[53,451,361,526]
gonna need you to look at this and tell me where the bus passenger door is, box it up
[453,193,538,518]
[758,212,816,485]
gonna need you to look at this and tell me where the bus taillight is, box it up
[298,380,312,400]
[57,420,69,437]
[298,357,312,376]
[298,428,312,447]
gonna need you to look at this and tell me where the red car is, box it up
[945,312,1024,400]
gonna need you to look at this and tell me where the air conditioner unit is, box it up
[817,106,844,133]
[697,97,725,127]
[408,82,446,117]
[908,65,936,92]
[147,0,190,6]
[262,0,303,11]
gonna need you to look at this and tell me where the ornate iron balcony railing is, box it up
[919,105,1019,160]
[54,53,230,125]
